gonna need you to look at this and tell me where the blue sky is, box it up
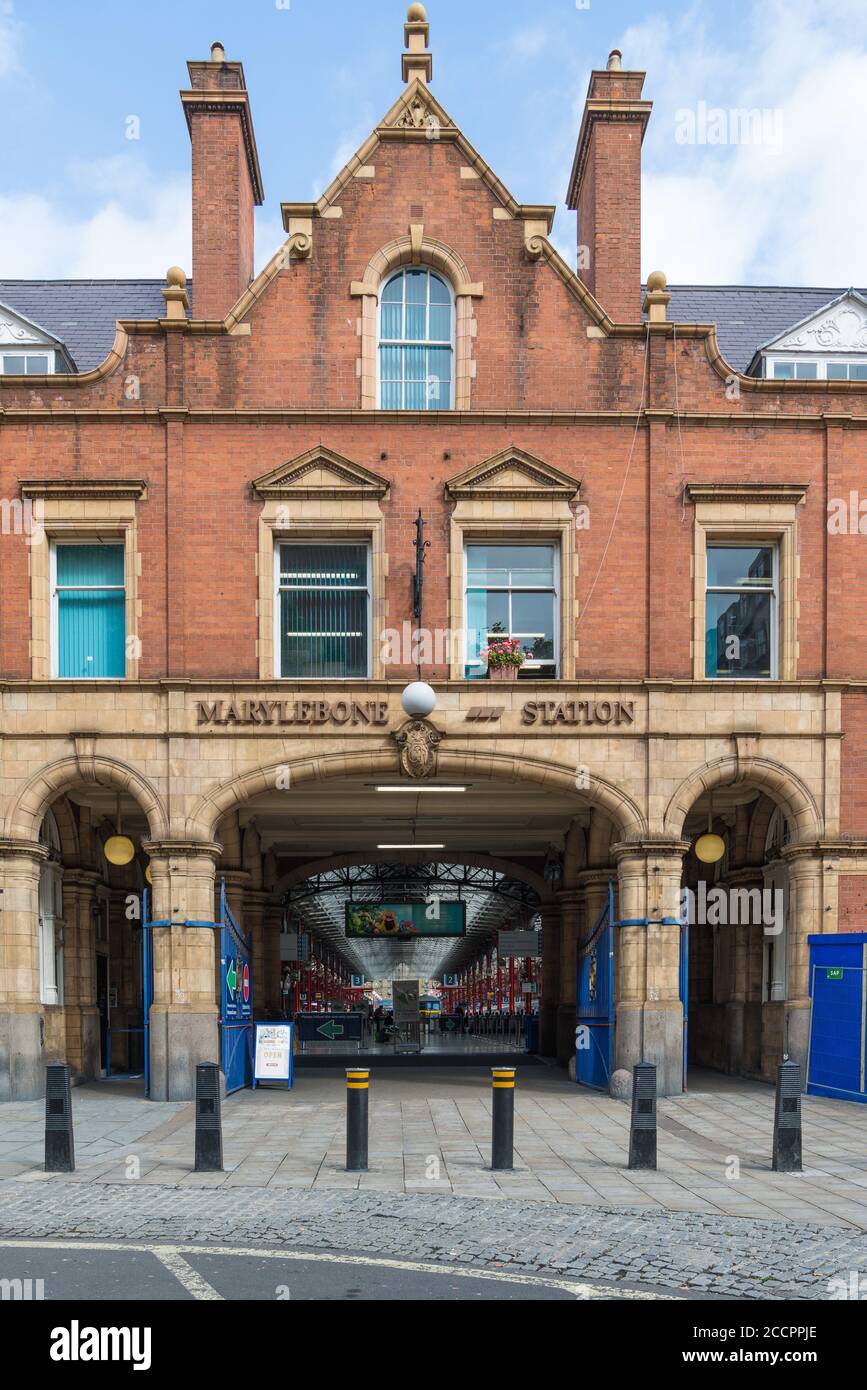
[2,0,866,285]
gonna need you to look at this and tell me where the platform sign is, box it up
[253,1022,294,1089]
[498,930,539,958]
[351,974,365,988]
[442,974,459,987]
[393,979,420,1023]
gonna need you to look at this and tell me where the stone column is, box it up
[60,870,102,1080]
[538,903,560,1057]
[781,848,825,1072]
[556,888,581,1065]
[264,903,283,1017]
[613,842,687,1096]
[0,841,49,1100]
[143,840,221,1101]
[244,890,269,1018]
[722,868,764,1077]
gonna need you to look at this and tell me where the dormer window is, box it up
[379,268,454,410]
[1,351,54,374]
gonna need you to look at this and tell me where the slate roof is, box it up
[1,278,864,377]
[0,280,191,373]
[661,285,867,375]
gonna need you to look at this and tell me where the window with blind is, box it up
[277,542,371,678]
[52,542,126,678]
[379,268,453,410]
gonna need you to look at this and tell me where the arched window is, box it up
[379,268,454,410]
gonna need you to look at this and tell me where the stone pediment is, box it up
[0,301,60,349]
[444,448,580,502]
[379,81,456,139]
[764,291,867,354]
[252,447,390,501]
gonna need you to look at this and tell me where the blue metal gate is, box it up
[807,933,867,1104]
[575,882,615,1089]
[142,881,252,1097]
[219,881,253,1094]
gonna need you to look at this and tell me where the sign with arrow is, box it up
[296,1013,364,1044]
[317,1019,345,1041]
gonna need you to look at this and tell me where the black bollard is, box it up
[44,1063,75,1173]
[194,1062,223,1173]
[346,1069,369,1172]
[491,1067,516,1170]
[628,1062,657,1170]
[772,1057,803,1172]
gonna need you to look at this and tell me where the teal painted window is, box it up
[278,543,370,678]
[379,269,453,410]
[54,544,126,678]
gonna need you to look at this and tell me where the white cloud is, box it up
[504,27,549,62]
[623,0,867,284]
[0,156,191,278]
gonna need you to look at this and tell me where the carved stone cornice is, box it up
[20,479,148,502]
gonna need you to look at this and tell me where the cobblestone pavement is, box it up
[0,1175,864,1299]
[3,1069,866,1230]
[2,1068,866,1298]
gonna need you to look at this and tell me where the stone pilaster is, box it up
[243,889,269,1017]
[556,887,582,1065]
[60,870,102,1080]
[613,842,688,1095]
[0,840,49,1100]
[142,840,221,1101]
[722,867,764,1077]
[781,848,825,1072]
[538,903,560,1057]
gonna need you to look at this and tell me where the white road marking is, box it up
[0,1237,674,1299]
[149,1245,224,1301]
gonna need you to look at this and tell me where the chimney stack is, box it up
[566,51,652,323]
[181,44,264,321]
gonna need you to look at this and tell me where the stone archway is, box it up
[3,754,168,844]
[188,744,647,847]
[663,754,822,846]
[666,757,824,1082]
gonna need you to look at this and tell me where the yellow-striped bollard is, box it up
[491,1067,516,1170]
[346,1068,370,1171]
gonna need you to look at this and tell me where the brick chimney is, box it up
[566,50,652,323]
[181,42,265,321]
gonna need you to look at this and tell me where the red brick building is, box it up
[2,5,867,1101]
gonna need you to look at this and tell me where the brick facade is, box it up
[1,10,866,1102]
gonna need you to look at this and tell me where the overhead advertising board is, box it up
[498,930,540,958]
[345,901,466,939]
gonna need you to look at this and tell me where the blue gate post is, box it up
[219,879,254,1094]
[574,880,615,1089]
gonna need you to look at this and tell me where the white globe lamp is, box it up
[401,681,437,718]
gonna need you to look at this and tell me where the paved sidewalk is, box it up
[2,1068,866,1230]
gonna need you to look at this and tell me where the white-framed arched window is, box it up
[378,267,454,410]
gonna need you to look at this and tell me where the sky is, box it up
[1,0,866,286]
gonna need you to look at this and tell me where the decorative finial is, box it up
[643,271,671,324]
[210,41,225,63]
[607,49,623,71]
[162,267,190,320]
[403,2,432,85]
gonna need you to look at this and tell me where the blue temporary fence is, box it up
[807,933,867,1104]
